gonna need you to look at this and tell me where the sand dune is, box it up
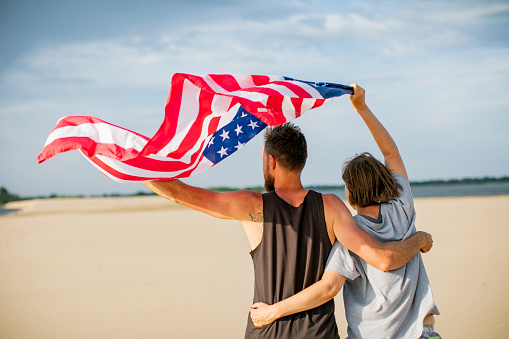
[1,195,508,338]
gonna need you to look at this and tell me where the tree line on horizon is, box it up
[1,175,508,206]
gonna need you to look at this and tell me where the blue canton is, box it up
[283,76,353,99]
[203,107,267,164]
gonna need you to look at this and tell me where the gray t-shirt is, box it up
[325,173,439,339]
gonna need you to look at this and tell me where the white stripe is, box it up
[201,75,317,107]
[45,123,148,151]
[147,102,240,164]
[155,78,200,156]
[173,98,237,164]
[82,151,207,183]
[187,157,214,177]
[231,75,284,89]
[175,101,239,164]
[266,75,286,82]
[258,83,298,97]
[201,76,270,106]
[281,96,296,121]
[200,75,231,95]
[214,102,241,134]
[81,151,130,183]
[231,75,256,89]
[155,95,236,162]
[300,98,317,115]
[95,153,212,179]
[284,81,323,99]
[227,89,269,105]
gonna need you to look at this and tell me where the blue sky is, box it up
[1,0,508,196]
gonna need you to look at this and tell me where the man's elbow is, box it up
[374,254,396,272]
[377,262,391,272]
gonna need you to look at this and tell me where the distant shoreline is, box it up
[1,176,508,204]
[308,176,509,190]
[211,176,509,193]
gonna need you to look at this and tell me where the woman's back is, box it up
[326,173,439,338]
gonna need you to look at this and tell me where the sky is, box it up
[1,0,508,197]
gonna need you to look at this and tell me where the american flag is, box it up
[37,73,352,182]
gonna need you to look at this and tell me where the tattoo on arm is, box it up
[249,204,264,222]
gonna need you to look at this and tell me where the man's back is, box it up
[245,190,339,339]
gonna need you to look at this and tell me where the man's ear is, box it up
[268,154,277,170]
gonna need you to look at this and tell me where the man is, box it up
[249,84,440,338]
[144,122,432,338]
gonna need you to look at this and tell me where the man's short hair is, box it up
[264,123,307,172]
[342,152,402,208]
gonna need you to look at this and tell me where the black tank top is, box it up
[245,190,339,339]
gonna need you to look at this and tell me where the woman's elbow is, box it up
[327,285,341,299]
[323,279,342,300]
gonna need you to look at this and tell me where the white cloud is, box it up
[324,13,401,35]
[426,2,509,24]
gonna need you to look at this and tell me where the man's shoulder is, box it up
[238,190,264,209]
[234,189,263,200]
[322,193,351,223]
[322,193,346,206]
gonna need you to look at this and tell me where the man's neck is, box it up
[273,172,308,207]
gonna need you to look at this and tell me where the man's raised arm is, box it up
[324,194,432,272]
[144,180,261,221]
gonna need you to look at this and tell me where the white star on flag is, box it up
[234,141,245,150]
[217,146,228,158]
[234,124,243,136]
[220,129,230,141]
[248,120,259,130]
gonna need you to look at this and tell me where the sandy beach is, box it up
[1,195,508,338]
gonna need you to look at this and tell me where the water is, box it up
[0,208,19,216]
[1,183,508,217]
[408,182,509,198]
[312,182,509,200]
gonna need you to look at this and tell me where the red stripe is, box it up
[271,81,314,98]
[239,85,283,97]
[227,99,238,111]
[123,139,206,172]
[251,75,271,86]
[292,98,304,118]
[182,74,214,93]
[174,152,208,180]
[312,99,326,109]
[38,137,142,163]
[90,152,212,182]
[166,89,214,158]
[208,74,241,92]
[208,116,221,134]
[140,73,185,156]
[233,98,274,125]
[267,95,284,115]
[246,109,288,127]
[49,116,149,140]
[89,156,152,181]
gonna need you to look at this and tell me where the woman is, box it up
[250,84,441,339]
